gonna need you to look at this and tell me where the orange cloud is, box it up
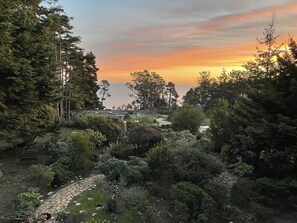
[94,1,297,84]
[97,42,256,84]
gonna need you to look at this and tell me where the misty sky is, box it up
[58,0,297,84]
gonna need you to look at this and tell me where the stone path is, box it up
[34,174,105,220]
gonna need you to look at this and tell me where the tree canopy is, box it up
[126,70,178,110]
[0,0,101,147]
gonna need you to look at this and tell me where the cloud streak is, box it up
[59,0,297,83]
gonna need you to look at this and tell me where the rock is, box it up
[47,191,54,196]
[75,202,81,206]
[96,203,103,210]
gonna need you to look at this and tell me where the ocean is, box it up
[101,83,195,109]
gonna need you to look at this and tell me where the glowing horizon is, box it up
[58,0,297,85]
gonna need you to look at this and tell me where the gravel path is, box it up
[34,174,104,220]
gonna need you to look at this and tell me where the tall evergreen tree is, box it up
[0,0,100,147]
[183,71,216,111]
[243,16,282,87]
[228,39,297,179]
[0,0,60,147]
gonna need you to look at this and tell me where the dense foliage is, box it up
[208,26,297,220]
[0,0,101,148]
[1,2,296,222]
[170,106,204,134]
[126,70,179,109]
[0,0,60,147]
[127,125,164,155]
[72,114,125,143]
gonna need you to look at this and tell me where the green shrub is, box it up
[124,157,148,184]
[255,177,297,209]
[97,157,127,182]
[230,178,258,210]
[17,188,40,215]
[228,158,254,177]
[73,114,125,143]
[84,129,106,151]
[147,144,174,184]
[109,141,135,160]
[117,186,149,212]
[97,157,148,185]
[31,164,54,187]
[209,98,231,152]
[220,144,232,162]
[50,157,72,186]
[147,145,224,185]
[170,182,215,223]
[126,120,138,131]
[70,132,93,171]
[166,130,211,152]
[61,119,75,128]
[170,106,204,134]
[204,182,231,221]
[166,130,198,148]
[169,200,190,223]
[50,141,71,162]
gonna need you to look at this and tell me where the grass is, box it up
[0,152,37,220]
[202,118,211,126]
[117,209,138,223]
[64,179,140,223]
[65,180,111,222]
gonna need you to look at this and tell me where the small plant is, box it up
[228,158,254,177]
[17,188,41,215]
[50,141,71,162]
[109,141,134,160]
[85,128,107,151]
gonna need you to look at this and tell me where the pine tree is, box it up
[0,0,60,147]
[228,39,297,179]
[244,15,282,87]
[183,71,217,111]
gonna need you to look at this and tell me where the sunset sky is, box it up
[58,0,297,85]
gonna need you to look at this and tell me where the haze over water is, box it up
[102,83,195,109]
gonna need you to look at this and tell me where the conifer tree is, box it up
[0,0,60,147]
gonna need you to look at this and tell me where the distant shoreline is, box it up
[100,82,195,109]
